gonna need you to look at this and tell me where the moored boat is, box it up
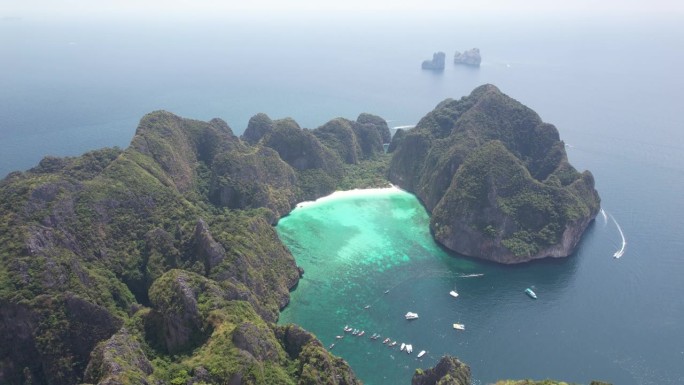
[449,290,459,298]
[453,323,465,330]
[405,312,419,320]
[357,330,365,337]
[417,350,426,358]
[400,343,406,351]
[406,344,413,354]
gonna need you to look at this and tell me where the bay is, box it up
[2,11,684,385]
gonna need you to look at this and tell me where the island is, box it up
[454,48,482,66]
[0,85,603,384]
[421,51,446,71]
[388,84,600,263]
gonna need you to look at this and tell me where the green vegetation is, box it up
[389,84,600,263]
[0,109,386,385]
[0,87,602,384]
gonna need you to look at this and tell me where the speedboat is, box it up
[405,312,419,320]
[357,330,365,337]
[400,343,406,351]
[453,323,465,330]
[383,338,391,344]
[343,326,352,332]
[525,288,537,299]
[389,341,397,347]
[449,290,459,298]
[406,344,413,354]
[417,350,426,358]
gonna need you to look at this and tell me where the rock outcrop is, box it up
[412,356,471,385]
[0,110,377,384]
[389,84,600,263]
[454,48,481,66]
[422,52,446,70]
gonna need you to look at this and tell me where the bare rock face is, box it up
[412,356,471,385]
[276,324,361,385]
[193,218,227,274]
[454,48,481,66]
[389,85,600,263]
[232,322,279,361]
[83,328,153,385]
[422,52,446,70]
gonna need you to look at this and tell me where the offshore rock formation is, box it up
[453,48,481,66]
[412,356,471,385]
[422,52,446,71]
[389,85,600,263]
[0,110,388,385]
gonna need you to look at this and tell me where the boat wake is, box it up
[459,273,484,278]
[600,208,608,227]
[610,213,627,259]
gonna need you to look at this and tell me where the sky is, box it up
[3,0,683,19]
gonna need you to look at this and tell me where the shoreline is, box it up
[293,185,406,210]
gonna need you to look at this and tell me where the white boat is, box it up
[405,312,419,320]
[449,290,459,298]
[406,344,413,354]
[417,350,426,358]
[389,341,397,347]
[400,343,406,351]
[453,323,465,330]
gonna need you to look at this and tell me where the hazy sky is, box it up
[4,0,683,19]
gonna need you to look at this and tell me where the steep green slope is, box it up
[0,110,388,385]
[389,84,600,263]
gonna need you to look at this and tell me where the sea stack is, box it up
[422,52,446,71]
[454,48,481,66]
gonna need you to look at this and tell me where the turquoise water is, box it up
[3,11,684,385]
[277,187,683,385]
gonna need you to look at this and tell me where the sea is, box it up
[2,11,683,385]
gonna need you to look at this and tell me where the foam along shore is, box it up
[294,185,406,210]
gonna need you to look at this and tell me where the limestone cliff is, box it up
[453,48,481,66]
[0,111,368,385]
[412,356,471,385]
[422,52,446,70]
[388,85,600,263]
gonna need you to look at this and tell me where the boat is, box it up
[417,350,426,358]
[370,334,379,340]
[389,341,397,347]
[525,288,538,299]
[336,335,344,339]
[453,323,465,330]
[383,338,391,344]
[405,312,419,320]
[357,330,365,337]
[343,325,352,332]
[400,343,406,351]
[329,343,335,349]
[449,290,459,298]
[352,329,359,335]
[406,344,413,354]
[384,290,390,294]
[364,305,371,309]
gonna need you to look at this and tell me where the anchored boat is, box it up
[405,312,419,320]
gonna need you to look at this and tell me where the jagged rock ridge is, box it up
[0,110,387,384]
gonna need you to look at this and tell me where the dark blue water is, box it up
[2,12,684,384]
